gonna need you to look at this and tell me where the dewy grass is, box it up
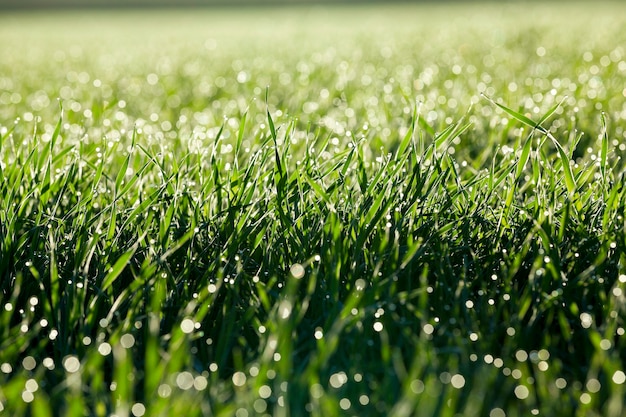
[2,2,626,416]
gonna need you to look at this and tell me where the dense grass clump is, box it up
[2,3,626,416]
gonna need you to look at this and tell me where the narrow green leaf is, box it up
[554,139,577,195]
[396,101,418,158]
[119,188,162,238]
[266,86,277,142]
[115,155,130,193]
[35,104,64,182]
[91,146,106,194]
[236,110,247,157]
[118,161,150,198]
[504,181,515,210]
[265,107,283,179]
[50,145,74,165]
[496,101,540,130]
[416,113,435,138]
[101,244,137,292]
[602,180,620,230]
[558,199,570,242]
[340,146,356,179]
[48,229,59,309]
[536,95,568,126]
[600,112,608,178]
[159,226,195,263]
[364,187,387,226]
[433,123,457,149]
[516,134,532,180]
[49,103,63,151]
[106,201,117,242]
[159,201,176,246]
[0,118,17,143]
[571,130,584,158]
[400,238,425,270]
[304,175,332,206]
[482,94,542,131]
[267,109,277,141]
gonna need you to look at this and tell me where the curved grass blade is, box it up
[114,128,136,192]
[235,109,247,158]
[482,94,540,131]
[536,95,568,127]
[484,95,576,195]
[395,101,419,159]
[554,140,577,196]
[600,112,608,179]
[516,133,532,180]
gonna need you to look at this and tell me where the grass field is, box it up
[2,3,626,416]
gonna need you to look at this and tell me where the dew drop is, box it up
[259,385,272,399]
[339,398,351,410]
[586,378,601,393]
[194,376,208,391]
[289,263,305,279]
[490,408,506,417]
[181,318,195,334]
[329,372,348,389]
[410,379,425,394]
[98,342,112,356]
[232,371,247,387]
[131,403,146,417]
[451,374,465,389]
[120,334,135,348]
[63,356,80,373]
[158,384,172,398]
[22,356,36,371]
[24,379,38,393]
[21,391,34,403]
[612,370,626,385]
[514,385,529,399]
[176,372,194,390]
[314,327,324,340]
[42,358,55,370]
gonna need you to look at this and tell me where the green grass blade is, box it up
[483,94,542,131]
[395,101,418,158]
[536,95,568,126]
[600,112,608,179]
[552,135,577,196]
[47,229,59,311]
[416,112,435,138]
[304,175,332,206]
[101,244,138,293]
[114,130,135,193]
[159,226,195,263]
[516,134,532,180]
[106,201,117,242]
[235,109,247,158]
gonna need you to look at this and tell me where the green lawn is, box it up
[2,3,626,416]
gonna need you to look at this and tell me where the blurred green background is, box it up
[1,0,401,9]
[0,0,514,10]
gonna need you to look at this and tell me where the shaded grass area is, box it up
[2,3,626,416]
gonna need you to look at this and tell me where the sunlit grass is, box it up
[2,2,626,416]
